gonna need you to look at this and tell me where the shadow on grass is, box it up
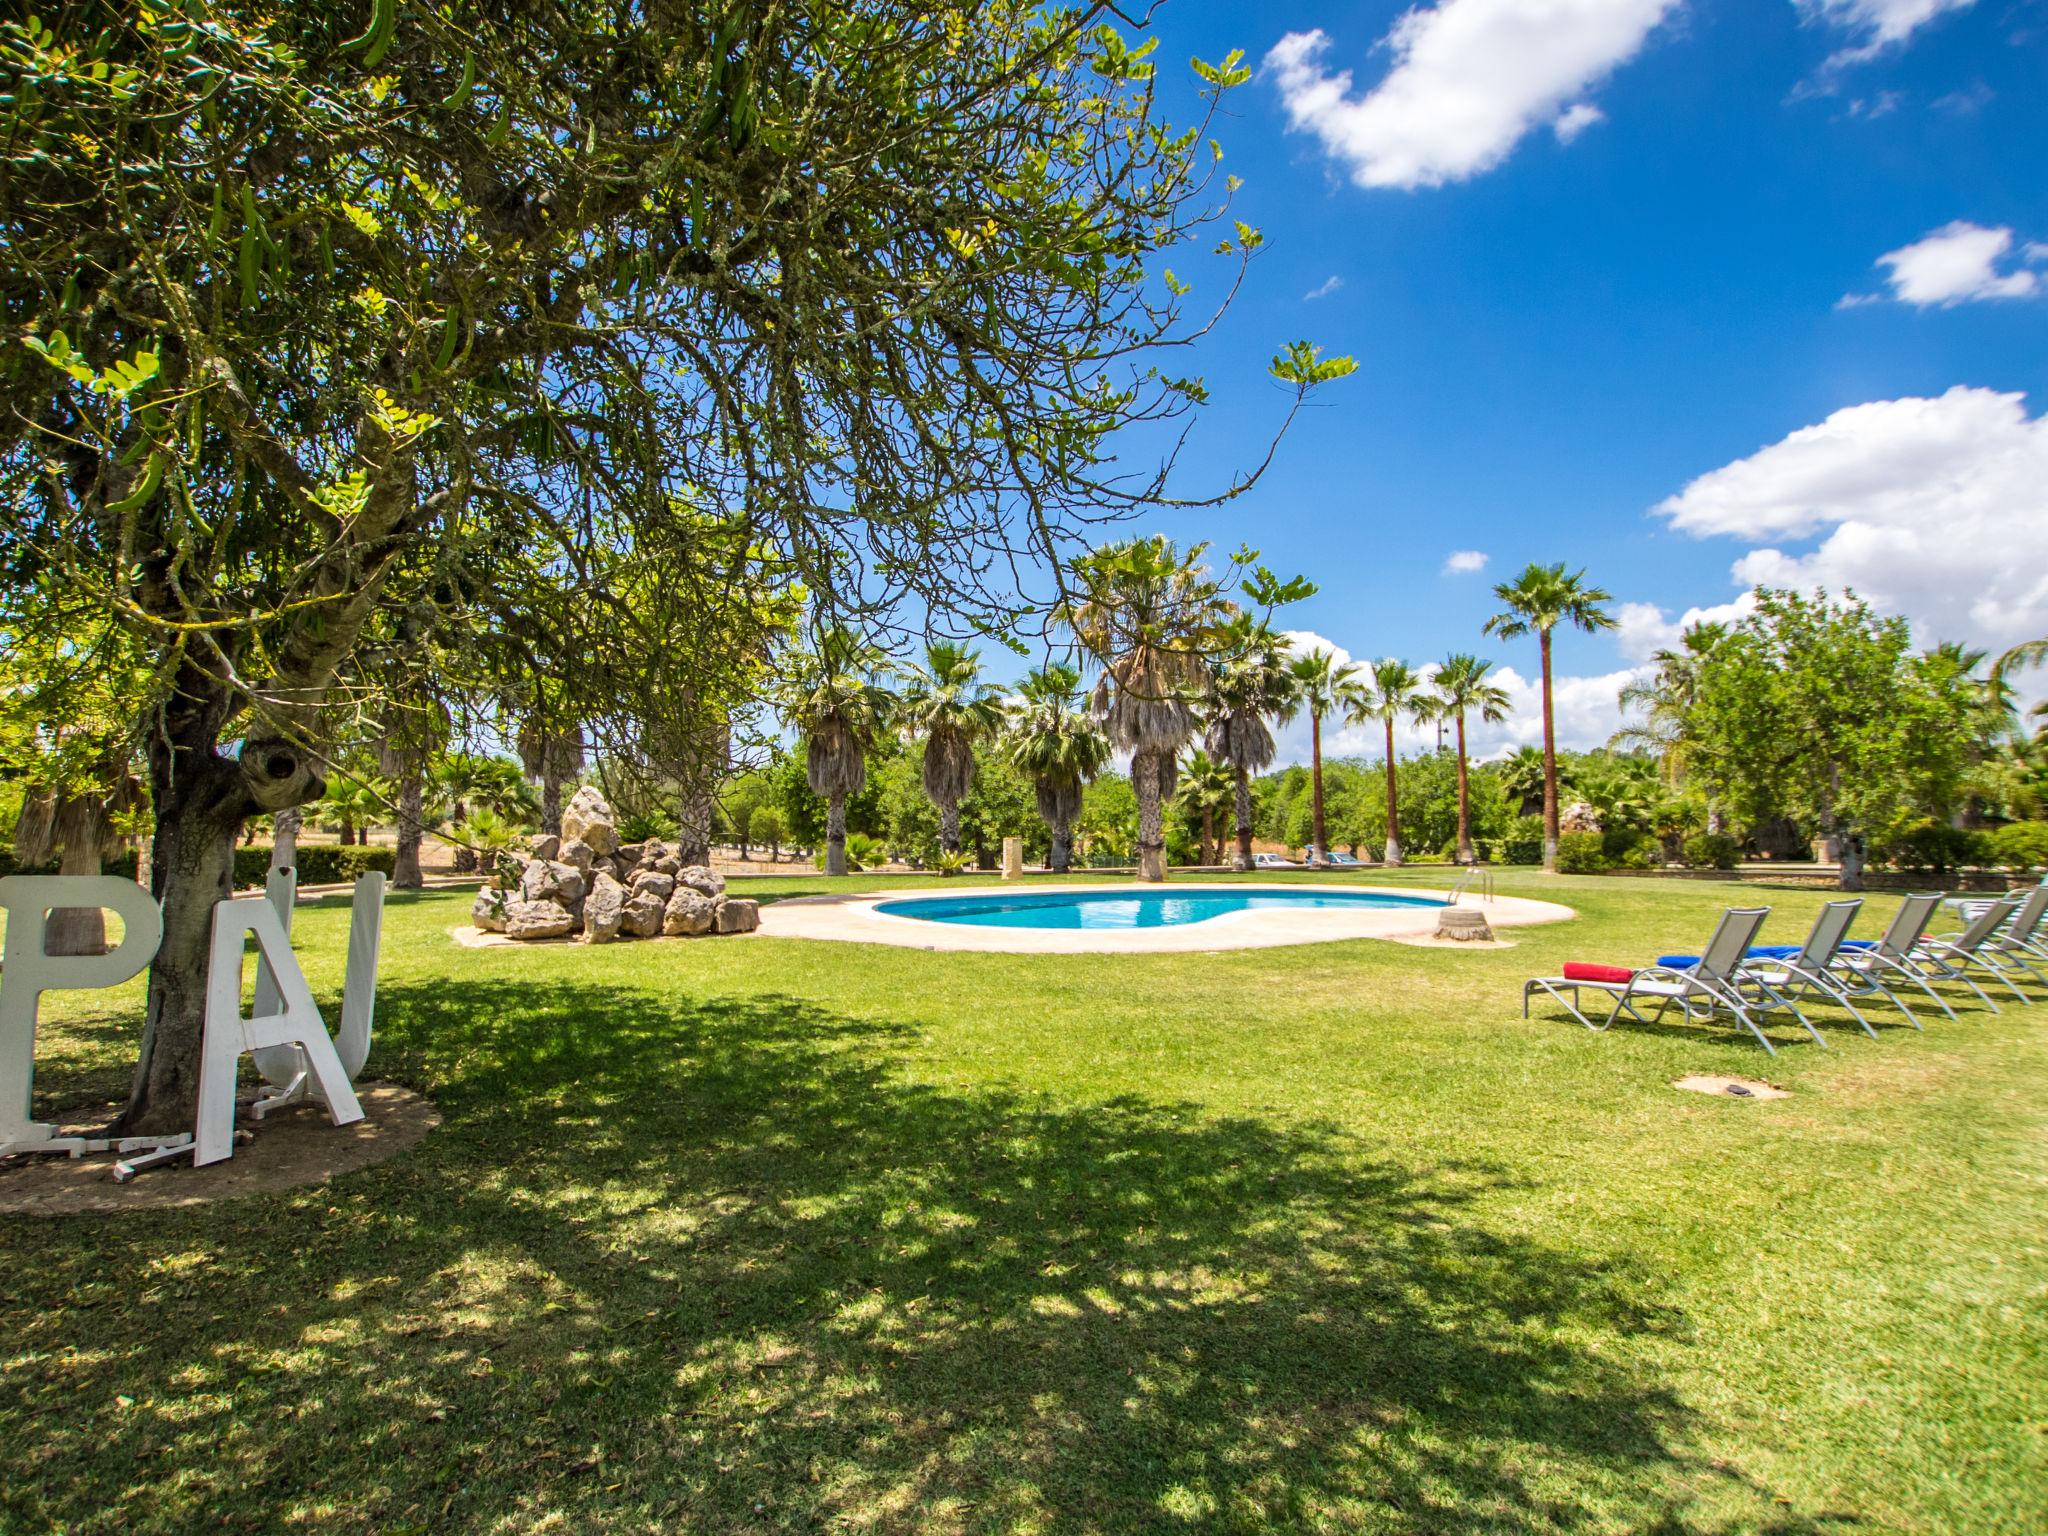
[3,978,1846,1534]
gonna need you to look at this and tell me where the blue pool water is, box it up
[874,887,1446,930]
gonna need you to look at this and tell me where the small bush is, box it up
[1879,819,1981,873]
[1986,820,2048,872]
[1601,829,1656,868]
[1497,813,1545,865]
[1554,831,1612,874]
[1682,832,1740,870]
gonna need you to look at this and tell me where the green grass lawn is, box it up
[4,869,2044,1534]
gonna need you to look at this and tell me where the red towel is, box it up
[1562,962,1634,984]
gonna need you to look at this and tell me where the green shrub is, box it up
[1497,813,1545,865]
[1682,832,1740,870]
[0,849,139,880]
[235,844,396,886]
[1879,819,1981,873]
[1986,820,2048,872]
[1554,831,1612,874]
[1601,829,1655,868]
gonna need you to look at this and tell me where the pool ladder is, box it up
[1448,867,1495,905]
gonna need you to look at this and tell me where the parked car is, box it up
[1252,852,1298,869]
[1323,851,1365,866]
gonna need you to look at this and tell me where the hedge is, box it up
[234,844,396,886]
[1554,831,1611,874]
[1682,832,1740,870]
[0,849,139,880]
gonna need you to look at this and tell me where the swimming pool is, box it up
[873,887,1447,930]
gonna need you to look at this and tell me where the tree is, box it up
[1485,564,1616,871]
[1064,538,1230,882]
[1685,590,1978,890]
[747,806,787,864]
[5,4,1348,1133]
[517,722,587,842]
[1204,617,1297,870]
[1279,647,1363,867]
[899,642,1006,856]
[785,631,897,877]
[1004,664,1111,874]
[1173,751,1236,865]
[1350,659,1427,865]
[1431,654,1511,864]
[1499,746,1549,818]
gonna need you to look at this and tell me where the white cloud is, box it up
[1860,222,2043,307]
[1263,3,1678,192]
[1653,386,2048,649]
[1797,0,1976,65]
[1443,549,1490,574]
[1612,595,1758,661]
[1552,102,1606,142]
[1304,274,1345,301]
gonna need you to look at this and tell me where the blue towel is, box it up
[1656,944,1802,969]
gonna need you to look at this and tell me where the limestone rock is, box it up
[1559,800,1602,835]
[663,887,716,936]
[560,786,619,856]
[652,854,681,876]
[616,842,646,872]
[520,859,587,908]
[678,864,725,899]
[631,870,676,901]
[558,837,596,875]
[505,898,575,940]
[638,838,670,868]
[620,892,665,938]
[471,888,510,932]
[530,834,561,863]
[583,871,625,943]
[715,897,760,934]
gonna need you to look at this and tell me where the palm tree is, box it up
[899,640,1007,855]
[1499,745,1549,817]
[1348,659,1427,865]
[316,773,390,847]
[786,628,897,876]
[11,765,143,954]
[1204,620,1294,870]
[1278,646,1363,867]
[1432,654,1511,864]
[1173,751,1236,865]
[1485,563,1616,871]
[1062,537,1224,882]
[1004,664,1112,873]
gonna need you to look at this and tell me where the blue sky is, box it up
[1106,0,2048,763]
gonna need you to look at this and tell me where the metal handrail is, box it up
[1448,867,1495,905]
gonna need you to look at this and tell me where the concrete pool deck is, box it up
[756,881,1577,954]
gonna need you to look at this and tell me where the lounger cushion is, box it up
[1658,944,1796,968]
[1562,962,1635,983]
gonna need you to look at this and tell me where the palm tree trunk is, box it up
[1309,712,1327,866]
[541,768,566,837]
[826,792,849,876]
[1454,713,1475,865]
[47,841,109,956]
[1233,768,1254,870]
[392,764,425,889]
[938,801,962,855]
[1134,749,1166,883]
[1050,817,1073,874]
[1540,628,1560,872]
[1382,718,1403,866]
[1201,807,1215,866]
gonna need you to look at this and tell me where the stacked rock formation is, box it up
[471,786,760,943]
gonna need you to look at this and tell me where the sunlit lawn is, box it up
[3,868,2044,1534]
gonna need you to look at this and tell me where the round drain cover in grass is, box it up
[1674,1074,1788,1100]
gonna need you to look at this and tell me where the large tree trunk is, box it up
[1454,714,1475,865]
[47,843,108,956]
[1838,829,1866,892]
[1200,808,1215,866]
[1540,629,1560,873]
[826,792,848,876]
[1233,768,1254,870]
[677,782,713,867]
[1134,749,1166,883]
[1382,719,1403,867]
[391,764,425,889]
[938,801,962,855]
[1309,713,1328,866]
